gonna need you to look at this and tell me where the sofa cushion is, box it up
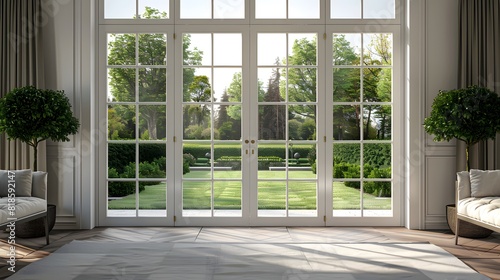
[0,169,32,197]
[32,171,47,199]
[458,197,500,227]
[0,197,46,221]
[470,169,500,197]
[457,171,471,199]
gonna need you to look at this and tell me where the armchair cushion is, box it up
[32,171,48,199]
[0,169,32,197]
[457,171,471,200]
[470,169,500,197]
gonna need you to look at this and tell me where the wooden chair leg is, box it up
[44,215,49,245]
[455,217,459,245]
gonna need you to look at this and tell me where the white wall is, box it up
[41,0,459,230]
[422,0,460,229]
[42,0,95,229]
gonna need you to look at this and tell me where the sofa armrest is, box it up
[32,171,47,200]
[456,171,471,201]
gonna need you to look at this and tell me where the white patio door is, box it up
[173,26,326,226]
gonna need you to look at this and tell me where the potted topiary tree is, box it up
[0,86,80,237]
[424,85,500,237]
[424,85,500,171]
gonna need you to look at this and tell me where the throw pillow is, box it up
[470,169,500,197]
[0,169,32,197]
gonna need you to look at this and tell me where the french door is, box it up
[174,26,325,226]
[98,25,402,227]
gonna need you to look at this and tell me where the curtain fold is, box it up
[0,0,46,171]
[457,0,500,171]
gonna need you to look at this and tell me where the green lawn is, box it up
[108,171,391,211]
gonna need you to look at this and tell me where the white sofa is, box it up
[0,169,49,244]
[455,169,500,244]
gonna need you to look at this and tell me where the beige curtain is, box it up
[0,0,46,171]
[457,0,500,171]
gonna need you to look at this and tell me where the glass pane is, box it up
[287,68,317,102]
[214,143,242,178]
[139,105,166,140]
[255,0,286,19]
[288,181,317,217]
[363,182,391,217]
[107,34,136,65]
[183,68,212,103]
[180,0,211,19]
[214,34,242,66]
[139,0,169,19]
[333,68,360,102]
[108,143,136,177]
[363,105,391,140]
[108,105,136,140]
[139,181,167,217]
[258,181,286,217]
[288,34,317,65]
[223,72,242,102]
[183,105,213,140]
[288,143,316,179]
[108,68,135,102]
[105,0,136,19]
[363,34,392,66]
[183,34,205,66]
[289,105,316,140]
[107,181,136,217]
[214,0,245,19]
[333,143,360,179]
[258,68,285,103]
[183,34,212,66]
[183,181,211,216]
[139,68,166,102]
[331,0,361,19]
[363,143,391,177]
[258,143,286,178]
[333,181,361,217]
[364,0,395,19]
[183,142,212,178]
[213,68,242,102]
[259,105,287,140]
[258,33,286,66]
[139,34,166,65]
[139,143,167,175]
[289,0,320,19]
[214,181,242,217]
[364,68,390,103]
[214,105,241,140]
[333,34,361,65]
[333,106,361,140]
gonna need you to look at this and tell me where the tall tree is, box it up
[260,67,286,139]
[187,75,212,126]
[107,7,202,140]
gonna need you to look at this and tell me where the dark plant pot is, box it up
[16,204,56,238]
[446,204,492,238]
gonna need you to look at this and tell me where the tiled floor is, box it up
[1,227,499,279]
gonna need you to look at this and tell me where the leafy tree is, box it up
[107,7,202,140]
[187,75,212,126]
